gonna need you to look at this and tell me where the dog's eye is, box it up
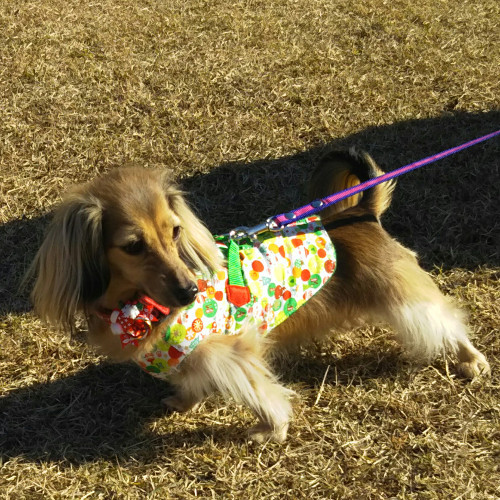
[173,226,181,241]
[121,239,145,255]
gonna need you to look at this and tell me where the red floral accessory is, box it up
[98,296,170,348]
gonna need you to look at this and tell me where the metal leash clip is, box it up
[228,217,281,241]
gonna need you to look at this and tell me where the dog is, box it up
[28,150,490,443]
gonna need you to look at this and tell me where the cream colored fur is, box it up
[28,154,490,443]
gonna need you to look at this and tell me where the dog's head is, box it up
[29,168,222,330]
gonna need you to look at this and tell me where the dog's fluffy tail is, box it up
[308,149,396,219]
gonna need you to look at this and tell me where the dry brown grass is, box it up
[1,0,499,498]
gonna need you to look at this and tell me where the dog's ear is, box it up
[28,190,109,330]
[163,180,222,276]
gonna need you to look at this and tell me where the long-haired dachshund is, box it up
[29,151,490,442]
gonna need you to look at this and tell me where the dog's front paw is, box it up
[248,423,289,444]
[457,353,491,379]
[162,394,200,413]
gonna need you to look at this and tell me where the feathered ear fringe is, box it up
[162,178,223,276]
[27,190,109,330]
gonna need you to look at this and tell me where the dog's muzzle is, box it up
[174,282,199,306]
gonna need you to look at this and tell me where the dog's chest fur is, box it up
[134,216,336,378]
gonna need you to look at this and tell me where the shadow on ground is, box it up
[0,345,407,464]
[0,362,229,464]
[183,110,500,270]
[1,111,498,463]
[2,111,499,315]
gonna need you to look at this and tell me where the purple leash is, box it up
[274,129,500,227]
[228,129,500,240]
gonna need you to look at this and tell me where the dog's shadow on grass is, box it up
[184,110,500,270]
[0,214,50,315]
[1,110,499,316]
[0,345,407,464]
[0,361,245,464]
[276,340,408,389]
[0,110,498,463]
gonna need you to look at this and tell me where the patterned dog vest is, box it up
[133,215,336,379]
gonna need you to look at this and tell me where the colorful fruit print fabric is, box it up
[134,215,336,379]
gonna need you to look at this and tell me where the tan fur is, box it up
[29,155,490,443]
[308,149,396,219]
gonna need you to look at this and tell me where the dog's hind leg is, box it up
[167,328,294,442]
[382,255,490,377]
[310,149,490,378]
[455,336,491,379]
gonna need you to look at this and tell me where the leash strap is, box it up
[268,129,500,229]
[227,239,245,287]
[226,238,251,307]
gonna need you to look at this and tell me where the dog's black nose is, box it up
[175,282,198,306]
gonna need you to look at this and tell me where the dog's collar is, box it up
[96,296,171,347]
